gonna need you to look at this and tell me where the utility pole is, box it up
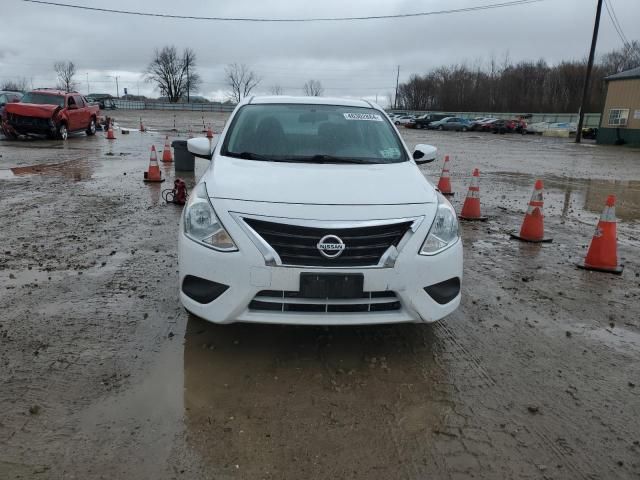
[394,65,400,110]
[576,0,603,143]
[115,76,120,99]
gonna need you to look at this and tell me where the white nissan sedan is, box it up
[179,96,462,325]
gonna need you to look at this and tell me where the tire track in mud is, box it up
[432,310,606,480]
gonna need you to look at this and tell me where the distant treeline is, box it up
[397,41,640,113]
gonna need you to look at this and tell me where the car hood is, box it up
[5,103,60,118]
[206,156,437,205]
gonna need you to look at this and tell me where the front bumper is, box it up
[178,212,463,325]
[6,116,55,136]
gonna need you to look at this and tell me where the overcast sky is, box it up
[1,0,637,105]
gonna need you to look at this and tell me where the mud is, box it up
[1,111,639,479]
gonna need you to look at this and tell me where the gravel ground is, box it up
[1,110,639,480]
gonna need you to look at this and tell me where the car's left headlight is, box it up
[184,182,237,252]
[419,200,459,255]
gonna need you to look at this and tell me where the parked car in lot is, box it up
[469,117,497,130]
[87,93,117,110]
[407,113,451,129]
[393,115,414,125]
[491,119,517,134]
[180,96,462,326]
[513,118,528,134]
[0,91,23,120]
[429,117,471,132]
[3,89,100,140]
[475,118,500,132]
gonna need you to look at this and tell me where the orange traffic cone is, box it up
[459,168,487,221]
[139,118,145,132]
[161,135,173,162]
[206,125,214,139]
[437,155,453,196]
[510,180,552,243]
[577,195,623,274]
[106,121,115,140]
[143,145,165,183]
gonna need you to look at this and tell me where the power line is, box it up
[604,0,627,48]
[22,0,544,23]
[603,0,629,48]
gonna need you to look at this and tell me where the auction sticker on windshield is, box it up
[343,112,383,121]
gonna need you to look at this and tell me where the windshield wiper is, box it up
[304,155,379,164]
[225,152,382,164]
[225,151,269,160]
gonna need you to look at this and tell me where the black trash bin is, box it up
[171,140,195,171]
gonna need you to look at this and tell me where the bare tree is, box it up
[270,84,284,95]
[182,48,201,102]
[225,63,261,103]
[600,40,640,74]
[303,79,323,96]
[1,77,29,92]
[54,61,77,92]
[394,42,640,114]
[145,46,201,103]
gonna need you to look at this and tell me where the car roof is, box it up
[30,89,74,96]
[247,95,374,108]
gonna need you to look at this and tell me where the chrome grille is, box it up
[249,290,401,313]
[242,218,413,267]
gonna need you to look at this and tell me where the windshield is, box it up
[20,92,65,107]
[222,104,408,164]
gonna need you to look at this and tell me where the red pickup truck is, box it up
[2,89,100,140]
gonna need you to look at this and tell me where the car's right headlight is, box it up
[184,182,237,252]
[419,200,459,255]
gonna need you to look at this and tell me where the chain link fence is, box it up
[113,99,236,112]
[387,110,601,127]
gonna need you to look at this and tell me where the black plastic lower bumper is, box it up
[182,275,229,304]
[424,277,461,305]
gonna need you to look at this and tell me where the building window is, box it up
[608,108,629,127]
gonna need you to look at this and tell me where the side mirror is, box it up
[413,144,437,164]
[11,98,20,103]
[68,104,78,110]
[187,137,216,160]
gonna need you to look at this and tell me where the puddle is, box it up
[76,340,184,479]
[488,172,640,221]
[8,158,92,181]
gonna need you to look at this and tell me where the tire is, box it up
[86,118,96,136]
[57,123,68,140]
[462,126,468,132]
[438,125,444,131]
[3,128,18,140]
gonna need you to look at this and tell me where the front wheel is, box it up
[86,118,96,136]
[461,126,468,132]
[438,125,444,131]
[2,126,18,140]
[57,123,68,140]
